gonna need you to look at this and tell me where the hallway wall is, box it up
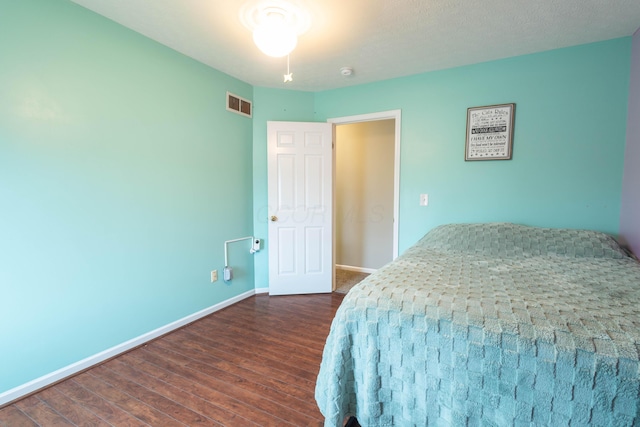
[335,120,395,270]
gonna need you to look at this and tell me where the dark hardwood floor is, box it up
[0,293,345,426]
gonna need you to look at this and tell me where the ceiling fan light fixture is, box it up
[252,9,298,57]
[240,0,310,57]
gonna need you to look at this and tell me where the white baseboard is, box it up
[254,287,269,294]
[0,289,258,408]
[336,264,377,274]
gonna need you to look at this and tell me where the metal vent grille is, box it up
[226,92,252,118]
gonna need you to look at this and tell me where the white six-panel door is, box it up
[267,121,333,295]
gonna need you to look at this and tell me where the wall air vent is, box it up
[226,92,252,118]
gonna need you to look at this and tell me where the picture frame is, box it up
[465,103,515,161]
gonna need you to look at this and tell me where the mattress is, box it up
[315,223,640,426]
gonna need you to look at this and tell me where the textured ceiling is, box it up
[69,0,640,92]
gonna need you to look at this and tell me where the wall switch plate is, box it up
[210,270,218,282]
[420,194,429,206]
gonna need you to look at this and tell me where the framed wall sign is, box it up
[465,103,515,161]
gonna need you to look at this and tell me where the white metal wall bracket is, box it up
[223,236,260,282]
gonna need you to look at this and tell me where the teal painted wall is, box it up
[0,0,254,394]
[314,38,631,252]
[251,88,315,288]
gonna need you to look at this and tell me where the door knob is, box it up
[270,216,278,222]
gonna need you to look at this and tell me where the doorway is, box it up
[329,110,401,291]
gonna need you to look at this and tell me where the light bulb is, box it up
[252,12,297,57]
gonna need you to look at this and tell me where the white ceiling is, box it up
[70,0,640,92]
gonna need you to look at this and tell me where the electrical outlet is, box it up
[210,270,218,283]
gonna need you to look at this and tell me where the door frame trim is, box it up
[328,109,401,260]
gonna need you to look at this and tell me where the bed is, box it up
[315,223,640,426]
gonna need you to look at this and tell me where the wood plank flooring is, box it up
[0,293,345,427]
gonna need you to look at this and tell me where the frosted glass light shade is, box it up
[252,14,297,57]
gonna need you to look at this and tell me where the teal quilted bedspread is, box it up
[316,223,640,426]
